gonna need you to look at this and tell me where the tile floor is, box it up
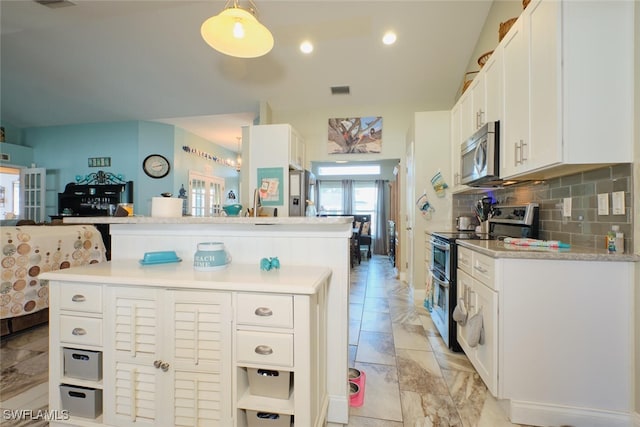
[347,255,527,427]
[0,255,527,426]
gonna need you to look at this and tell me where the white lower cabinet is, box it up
[456,244,635,426]
[47,264,329,427]
[104,288,232,426]
[456,248,497,396]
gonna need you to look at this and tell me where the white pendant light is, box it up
[201,0,274,58]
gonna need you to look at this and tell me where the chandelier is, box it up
[201,0,274,58]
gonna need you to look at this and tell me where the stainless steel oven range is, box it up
[429,202,539,351]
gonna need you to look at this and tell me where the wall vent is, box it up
[330,86,350,95]
[34,0,75,8]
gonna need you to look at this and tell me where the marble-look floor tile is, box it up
[400,390,463,427]
[396,349,449,396]
[1,325,48,352]
[360,311,392,334]
[419,313,441,337]
[433,349,475,373]
[363,297,389,313]
[441,368,488,427]
[392,323,431,351]
[349,318,361,346]
[349,362,403,422]
[347,415,403,426]
[0,352,49,401]
[388,302,424,324]
[349,345,357,367]
[477,393,531,427]
[355,331,396,365]
[364,285,388,299]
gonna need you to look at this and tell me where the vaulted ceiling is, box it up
[1,0,491,151]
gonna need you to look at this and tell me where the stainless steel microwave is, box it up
[460,121,500,186]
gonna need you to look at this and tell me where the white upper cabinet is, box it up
[501,0,633,180]
[482,48,502,126]
[454,0,633,183]
[501,16,530,178]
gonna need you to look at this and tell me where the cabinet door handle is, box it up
[153,360,162,368]
[160,362,170,372]
[521,140,528,160]
[254,345,274,355]
[71,327,86,336]
[514,141,521,165]
[71,294,86,302]
[254,307,273,317]
[468,290,476,310]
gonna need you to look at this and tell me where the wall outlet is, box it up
[562,197,572,217]
[612,191,625,215]
[597,193,609,215]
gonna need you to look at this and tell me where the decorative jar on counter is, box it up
[194,242,231,271]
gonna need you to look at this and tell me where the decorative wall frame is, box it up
[257,167,283,206]
[328,116,382,154]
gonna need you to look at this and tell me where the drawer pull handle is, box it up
[474,265,488,274]
[254,345,273,355]
[71,294,86,302]
[160,362,170,372]
[71,328,86,336]
[254,307,273,317]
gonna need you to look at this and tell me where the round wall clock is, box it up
[142,154,170,179]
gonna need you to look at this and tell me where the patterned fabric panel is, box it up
[1,225,106,319]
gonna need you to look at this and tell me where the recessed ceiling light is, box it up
[300,41,313,54]
[382,31,397,45]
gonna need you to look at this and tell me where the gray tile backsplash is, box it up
[452,164,634,253]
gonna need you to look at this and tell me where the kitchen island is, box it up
[454,239,637,427]
[63,215,353,426]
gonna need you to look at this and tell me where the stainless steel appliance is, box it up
[460,121,500,186]
[455,216,475,231]
[289,170,315,216]
[429,202,539,351]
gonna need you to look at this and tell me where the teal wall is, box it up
[0,143,33,167]
[22,121,239,217]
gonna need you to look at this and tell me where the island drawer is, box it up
[236,330,293,367]
[236,294,293,328]
[60,284,102,313]
[60,315,102,346]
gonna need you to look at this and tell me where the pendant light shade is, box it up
[201,1,274,59]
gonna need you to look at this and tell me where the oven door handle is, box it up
[428,269,449,288]
[430,240,450,251]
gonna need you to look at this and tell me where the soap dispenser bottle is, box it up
[613,225,624,254]
[606,226,617,253]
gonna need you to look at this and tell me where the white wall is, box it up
[408,111,452,291]
[273,101,427,276]
[459,1,522,101]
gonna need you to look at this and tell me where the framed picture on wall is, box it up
[328,116,382,154]
[257,167,283,206]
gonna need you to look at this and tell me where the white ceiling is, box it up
[0,0,492,152]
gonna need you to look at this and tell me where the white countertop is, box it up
[457,239,639,262]
[41,260,332,295]
[62,216,353,225]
